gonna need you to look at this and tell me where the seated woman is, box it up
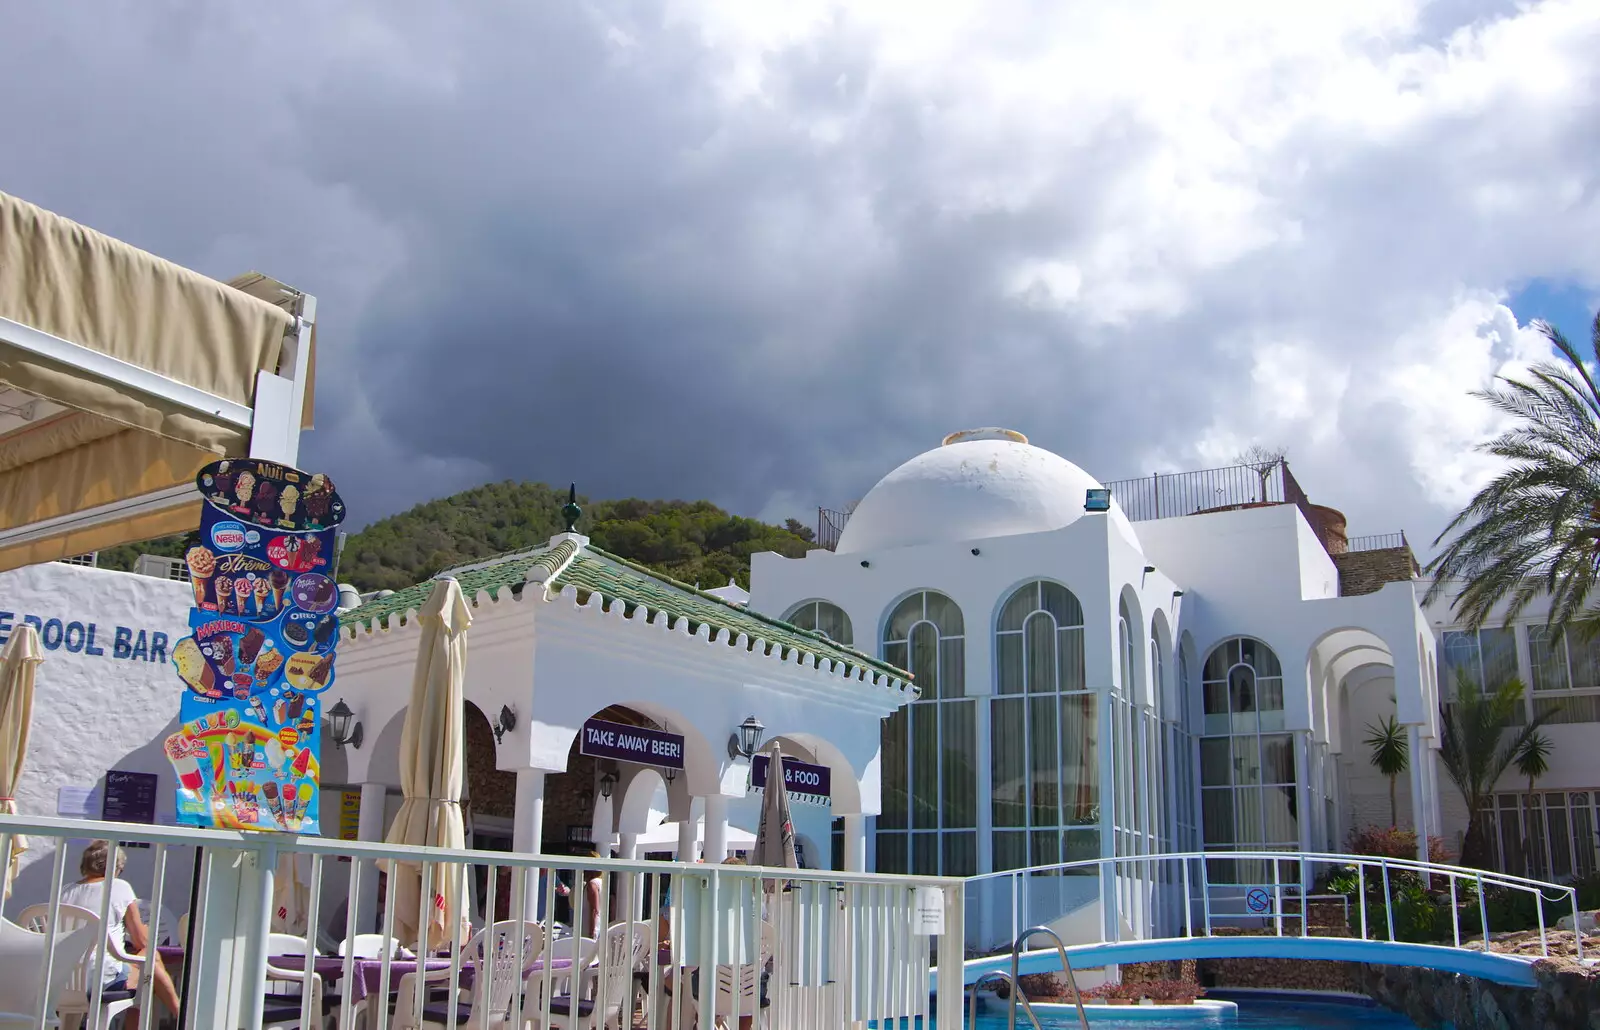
[59,840,182,1026]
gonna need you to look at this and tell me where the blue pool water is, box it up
[968,995,1420,1028]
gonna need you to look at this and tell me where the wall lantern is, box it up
[1084,488,1112,512]
[1143,565,1156,574]
[1173,590,1185,598]
[599,768,619,800]
[327,698,363,750]
[493,705,517,745]
[663,767,677,785]
[728,715,765,760]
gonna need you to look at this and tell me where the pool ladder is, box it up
[980,926,1090,1030]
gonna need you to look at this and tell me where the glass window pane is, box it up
[943,832,977,877]
[1573,803,1596,879]
[997,634,1025,695]
[943,700,977,829]
[1059,627,1086,692]
[1229,666,1258,713]
[1200,738,1231,787]
[1062,829,1098,864]
[884,641,908,674]
[1233,737,1262,786]
[911,704,939,828]
[1234,786,1266,846]
[879,709,907,829]
[1440,631,1483,695]
[1263,784,1298,845]
[876,833,907,874]
[1547,803,1571,880]
[1025,612,1056,694]
[1239,638,1281,677]
[940,636,966,698]
[923,592,963,635]
[993,831,1027,873]
[1061,693,1098,826]
[1040,582,1083,627]
[815,603,852,645]
[911,832,940,876]
[991,698,1026,827]
[1204,680,1229,715]
[1528,626,1571,692]
[1031,830,1060,869]
[886,594,923,642]
[910,622,940,698]
[1569,626,1600,691]
[1261,734,1294,784]
[1479,628,1518,691]
[1030,696,1059,826]
[788,602,817,631]
[999,584,1037,632]
[1204,645,1232,682]
[1202,789,1234,847]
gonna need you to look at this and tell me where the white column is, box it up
[355,782,387,934]
[842,814,866,872]
[514,770,546,920]
[675,797,698,862]
[1407,724,1427,862]
[703,795,729,862]
[618,832,641,920]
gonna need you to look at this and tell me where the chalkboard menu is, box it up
[102,770,159,824]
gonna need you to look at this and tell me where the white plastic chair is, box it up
[526,933,611,1030]
[582,922,651,1030]
[133,901,178,947]
[683,921,776,1030]
[0,912,106,1029]
[262,932,325,1030]
[394,919,546,1030]
[33,904,146,1030]
[338,934,402,959]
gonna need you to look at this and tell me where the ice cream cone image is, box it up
[270,568,290,609]
[263,781,283,826]
[255,648,284,686]
[282,784,298,829]
[253,577,270,614]
[215,575,234,613]
[186,546,216,607]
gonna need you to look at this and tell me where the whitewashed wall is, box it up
[0,561,194,923]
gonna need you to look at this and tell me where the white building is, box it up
[747,428,1463,937]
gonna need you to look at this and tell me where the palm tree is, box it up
[1513,729,1554,871]
[1363,715,1409,827]
[1438,674,1557,868]
[1424,310,1600,630]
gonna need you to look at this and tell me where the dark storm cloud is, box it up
[0,1,1596,543]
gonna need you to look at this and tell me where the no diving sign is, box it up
[1246,887,1272,914]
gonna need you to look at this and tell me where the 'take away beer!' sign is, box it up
[579,717,685,770]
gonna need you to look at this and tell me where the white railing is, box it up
[962,849,1584,963]
[0,815,965,1030]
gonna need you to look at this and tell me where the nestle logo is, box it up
[211,523,248,551]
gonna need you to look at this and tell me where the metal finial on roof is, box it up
[562,483,582,533]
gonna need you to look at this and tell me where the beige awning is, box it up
[0,190,316,570]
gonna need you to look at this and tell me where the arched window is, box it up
[990,581,1097,871]
[878,592,974,876]
[1199,638,1295,874]
[784,600,853,645]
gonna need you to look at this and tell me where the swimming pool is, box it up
[967,994,1420,1028]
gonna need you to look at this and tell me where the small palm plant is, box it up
[1513,729,1554,865]
[1439,674,1558,868]
[1363,715,1410,827]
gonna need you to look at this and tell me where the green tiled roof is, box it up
[554,546,910,686]
[340,539,578,632]
[340,538,913,691]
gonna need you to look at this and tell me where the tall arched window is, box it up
[1199,637,1295,878]
[878,591,974,876]
[990,581,1096,871]
[784,600,853,645]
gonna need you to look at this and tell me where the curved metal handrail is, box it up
[970,972,1043,1030]
[1011,926,1089,1030]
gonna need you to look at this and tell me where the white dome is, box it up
[835,428,1140,554]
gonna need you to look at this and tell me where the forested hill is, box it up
[99,480,819,593]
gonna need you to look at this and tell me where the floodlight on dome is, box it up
[1084,488,1112,512]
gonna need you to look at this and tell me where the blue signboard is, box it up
[165,459,345,834]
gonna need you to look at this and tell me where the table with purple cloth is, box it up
[268,955,575,1003]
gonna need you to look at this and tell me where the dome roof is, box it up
[835,428,1140,554]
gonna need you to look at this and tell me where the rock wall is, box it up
[1198,956,1360,993]
[1359,960,1600,1030]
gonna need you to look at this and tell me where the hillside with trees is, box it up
[97,480,819,593]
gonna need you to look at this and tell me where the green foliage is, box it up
[1316,860,1442,944]
[340,482,817,592]
[1424,309,1600,629]
[1514,729,1554,788]
[1345,825,1452,864]
[1438,674,1558,868]
[1363,715,1409,826]
[88,481,820,594]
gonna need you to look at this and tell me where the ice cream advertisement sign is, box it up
[167,459,345,833]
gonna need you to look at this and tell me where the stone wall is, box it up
[1197,956,1360,993]
[1333,546,1420,597]
[1359,960,1600,1030]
